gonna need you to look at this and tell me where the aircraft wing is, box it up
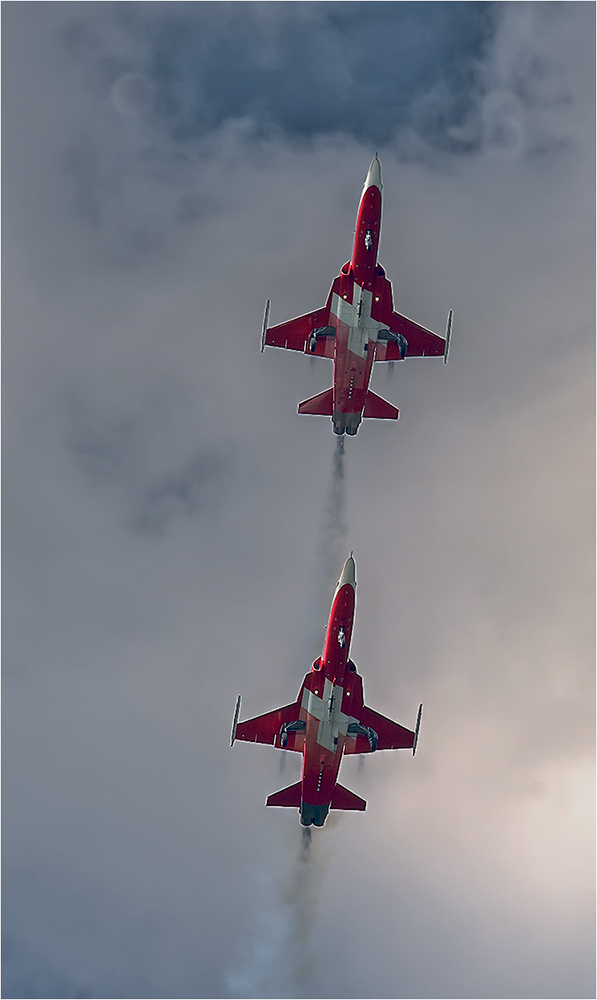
[264,306,335,357]
[370,274,445,359]
[234,702,304,752]
[376,312,445,360]
[344,704,415,754]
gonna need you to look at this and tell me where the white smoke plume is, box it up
[308,434,350,653]
[226,439,348,998]
[226,826,328,999]
[322,435,348,579]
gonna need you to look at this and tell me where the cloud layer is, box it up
[3,3,594,998]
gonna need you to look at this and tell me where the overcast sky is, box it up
[3,3,595,999]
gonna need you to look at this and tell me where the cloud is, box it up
[64,389,234,534]
[111,73,153,118]
[3,3,594,999]
[106,2,495,150]
[226,827,326,999]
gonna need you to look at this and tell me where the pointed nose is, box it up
[338,555,356,590]
[363,157,382,193]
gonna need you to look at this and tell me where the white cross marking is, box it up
[331,285,389,360]
[302,678,358,753]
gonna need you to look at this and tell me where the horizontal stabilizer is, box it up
[363,390,399,421]
[331,784,367,811]
[266,781,302,808]
[298,387,334,416]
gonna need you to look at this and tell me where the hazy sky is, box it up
[3,3,595,999]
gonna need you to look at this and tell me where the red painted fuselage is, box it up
[298,559,359,825]
[328,162,383,434]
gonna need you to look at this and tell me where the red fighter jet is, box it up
[231,555,423,827]
[261,157,452,435]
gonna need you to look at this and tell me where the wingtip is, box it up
[230,694,242,747]
[412,703,423,755]
[261,299,271,353]
[443,310,453,364]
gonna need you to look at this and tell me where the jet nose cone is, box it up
[363,157,382,193]
[338,555,356,590]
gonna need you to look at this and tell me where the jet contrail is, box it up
[226,827,328,999]
[305,434,348,656]
[227,441,349,996]
[322,436,347,586]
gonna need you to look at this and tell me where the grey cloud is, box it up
[2,934,73,1000]
[65,392,234,534]
[3,3,594,999]
[2,928,97,1000]
[66,410,138,486]
[141,2,494,151]
[53,2,495,153]
[111,73,153,118]
[131,449,232,535]
[65,140,107,228]
[10,2,582,280]
[226,827,326,999]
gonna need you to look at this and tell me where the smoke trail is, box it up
[324,435,347,580]
[311,435,349,650]
[226,826,327,999]
[226,438,349,997]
